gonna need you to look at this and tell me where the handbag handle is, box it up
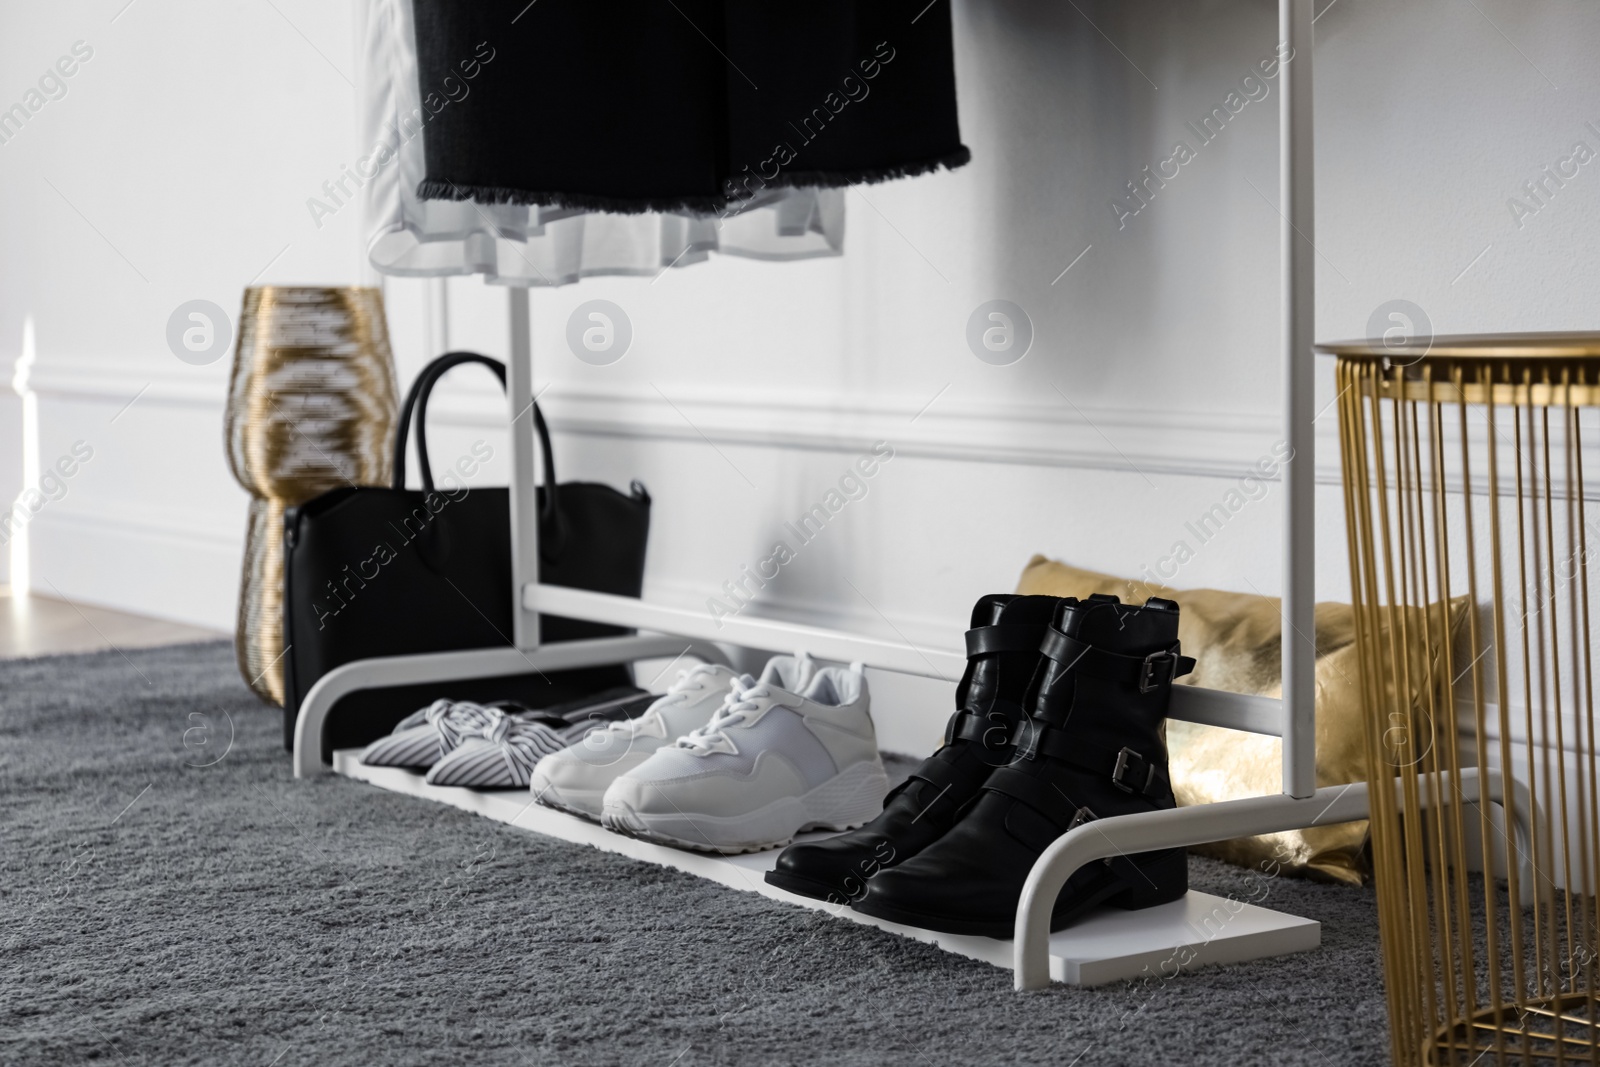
[391,351,566,556]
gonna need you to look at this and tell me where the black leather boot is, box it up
[851,594,1194,938]
[764,593,1059,903]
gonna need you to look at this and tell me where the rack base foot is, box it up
[334,751,1320,987]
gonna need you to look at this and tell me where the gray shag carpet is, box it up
[1,641,1390,1066]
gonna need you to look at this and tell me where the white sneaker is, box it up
[600,659,890,854]
[529,662,748,820]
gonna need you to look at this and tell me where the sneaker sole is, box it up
[600,760,891,855]
[528,769,608,823]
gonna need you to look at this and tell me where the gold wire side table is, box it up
[1327,333,1600,1066]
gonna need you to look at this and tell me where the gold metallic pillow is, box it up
[1014,555,1466,885]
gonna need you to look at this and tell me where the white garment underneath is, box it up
[360,0,846,286]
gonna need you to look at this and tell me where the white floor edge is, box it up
[333,750,1321,986]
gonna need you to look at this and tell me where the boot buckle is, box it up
[1068,806,1097,830]
[1112,747,1155,794]
[1138,651,1177,693]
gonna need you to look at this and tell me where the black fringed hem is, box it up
[762,145,972,197]
[416,146,972,217]
[416,181,731,215]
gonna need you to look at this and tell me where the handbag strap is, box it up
[391,352,563,552]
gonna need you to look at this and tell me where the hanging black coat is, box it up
[409,0,969,214]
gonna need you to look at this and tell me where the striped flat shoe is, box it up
[422,715,586,789]
[358,699,504,770]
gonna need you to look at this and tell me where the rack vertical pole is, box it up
[1280,0,1317,799]
[507,285,541,652]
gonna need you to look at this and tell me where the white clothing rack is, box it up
[294,0,1527,990]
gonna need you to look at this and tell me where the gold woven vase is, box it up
[224,287,398,704]
[1331,334,1600,1065]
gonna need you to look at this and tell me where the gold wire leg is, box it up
[1337,350,1600,1065]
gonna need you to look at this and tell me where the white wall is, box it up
[2,0,1598,748]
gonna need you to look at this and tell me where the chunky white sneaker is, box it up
[600,659,890,854]
[529,662,748,820]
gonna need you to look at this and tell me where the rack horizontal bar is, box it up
[529,584,1289,736]
[292,633,730,778]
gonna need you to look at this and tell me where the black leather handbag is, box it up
[281,351,650,756]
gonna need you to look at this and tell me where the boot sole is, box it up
[851,850,1188,939]
[763,868,859,903]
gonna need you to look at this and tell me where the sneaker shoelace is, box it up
[675,675,770,755]
[594,664,727,741]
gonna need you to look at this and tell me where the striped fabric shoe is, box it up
[422,711,585,789]
[358,699,504,769]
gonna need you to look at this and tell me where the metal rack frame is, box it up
[292,0,1523,990]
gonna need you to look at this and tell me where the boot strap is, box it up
[983,766,1086,832]
[886,750,990,805]
[941,703,1022,748]
[964,623,1048,658]
[886,707,1017,805]
[1012,721,1170,799]
[1039,630,1195,694]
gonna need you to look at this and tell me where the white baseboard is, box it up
[29,508,242,632]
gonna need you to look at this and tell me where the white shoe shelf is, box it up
[334,750,1320,987]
